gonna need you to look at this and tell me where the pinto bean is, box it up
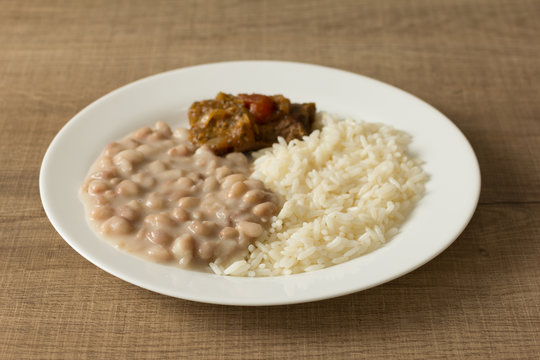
[103,190,116,200]
[92,195,109,206]
[187,172,203,184]
[242,189,266,204]
[155,169,183,181]
[146,229,173,246]
[133,127,153,139]
[90,206,114,220]
[225,152,248,166]
[222,174,247,189]
[219,227,239,240]
[155,121,172,137]
[194,145,212,157]
[144,212,175,227]
[176,177,195,190]
[146,132,165,142]
[243,179,265,190]
[237,221,263,238]
[188,220,217,237]
[110,177,122,185]
[172,127,190,141]
[116,180,139,196]
[104,142,123,157]
[132,172,156,188]
[171,234,194,254]
[192,210,205,220]
[119,138,140,149]
[197,241,215,260]
[116,205,140,222]
[168,189,191,202]
[145,192,164,209]
[168,144,191,157]
[177,196,199,209]
[146,246,172,261]
[113,149,144,164]
[227,181,248,198]
[203,176,219,192]
[171,207,190,222]
[101,216,133,235]
[88,180,109,195]
[137,143,159,156]
[171,234,194,266]
[148,160,167,174]
[215,166,231,180]
[96,156,115,170]
[116,158,133,175]
[252,202,277,219]
[90,170,116,180]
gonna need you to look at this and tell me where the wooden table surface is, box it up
[1,0,539,358]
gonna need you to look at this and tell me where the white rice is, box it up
[210,113,427,276]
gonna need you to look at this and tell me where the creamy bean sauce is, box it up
[80,121,279,271]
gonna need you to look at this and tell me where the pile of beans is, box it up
[81,121,279,269]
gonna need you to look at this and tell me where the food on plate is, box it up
[80,121,279,269]
[80,92,427,277]
[189,92,316,155]
[209,113,427,276]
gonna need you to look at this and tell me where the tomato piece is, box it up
[238,94,275,123]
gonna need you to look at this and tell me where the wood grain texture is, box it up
[1,0,539,359]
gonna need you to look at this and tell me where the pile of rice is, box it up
[210,113,427,276]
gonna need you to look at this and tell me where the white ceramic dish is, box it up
[40,61,480,306]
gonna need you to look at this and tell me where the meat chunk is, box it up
[188,92,316,155]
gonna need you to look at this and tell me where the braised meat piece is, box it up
[188,92,316,155]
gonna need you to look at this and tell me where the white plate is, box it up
[40,61,480,305]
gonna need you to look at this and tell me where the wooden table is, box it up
[1,0,539,358]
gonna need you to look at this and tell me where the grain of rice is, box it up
[223,260,249,275]
[209,262,222,275]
